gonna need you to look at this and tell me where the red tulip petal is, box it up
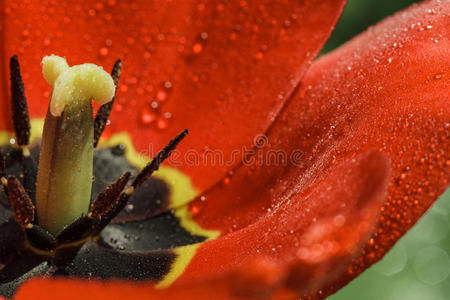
[14,150,390,299]
[187,0,449,296]
[0,0,345,192]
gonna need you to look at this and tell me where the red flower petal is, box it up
[187,0,448,296]
[7,0,450,299]
[15,150,390,299]
[0,0,345,192]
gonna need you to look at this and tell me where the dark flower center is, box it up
[0,55,208,297]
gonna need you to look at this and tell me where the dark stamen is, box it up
[9,55,31,147]
[0,153,8,207]
[90,171,130,218]
[21,150,38,204]
[93,59,122,148]
[91,192,131,235]
[92,130,187,233]
[132,129,188,188]
[7,176,34,227]
[0,152,5,178]
[56,215,94,244]
[25,225,56,251]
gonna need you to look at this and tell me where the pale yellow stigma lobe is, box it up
[41,55,115,117]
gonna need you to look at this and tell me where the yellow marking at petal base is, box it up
[97,132,198,209]
[0,131,10,145]
[174,206,220,241]
[0,119,44,146]
[30,119,44,144]
[156,206,220,288]
[98,132,219,288]
[0,125,220,288]
[156,243,199,288]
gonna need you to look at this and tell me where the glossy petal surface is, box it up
[5,0,450,299]
[16,151,390,299]
[186,0,449,297]
[0,0,345,192]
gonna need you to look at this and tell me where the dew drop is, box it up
[99,47,109,56]
[164,81,173,89]
[143,51,151,59]
[192,43,203,54]
[120,85,128,93]
[156,90,167,102]
[140,109,156,125]
[43,37,51,46]
[114,103,123,112]
[190,203,204,215]
[434,73,445,80]
[157,118,168,130]
[125,204,134,212]
[150,101,159,109]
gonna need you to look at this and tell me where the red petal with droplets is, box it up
[15,150,390,299]
[0,0,345,192]
[7,0,450,299]
[186,0,448,297]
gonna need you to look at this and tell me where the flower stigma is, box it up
[36,55,115,235]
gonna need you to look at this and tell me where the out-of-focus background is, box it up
[323,1,450,299]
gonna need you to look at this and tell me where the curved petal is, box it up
[187,0,449,296]
[14,150,390,299]
[8,1,450,299]
[0,0,345,192]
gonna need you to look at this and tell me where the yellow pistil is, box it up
[36,55,115,235]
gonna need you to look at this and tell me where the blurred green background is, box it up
[322,0,419,53]
[323,1,450,299]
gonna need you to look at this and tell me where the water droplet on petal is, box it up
[157,118,168,130]
[99,47,109,56]
[192,43,203,54]
[140,109,156,125]
[156,90,167,102]
[150,101,158,109]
